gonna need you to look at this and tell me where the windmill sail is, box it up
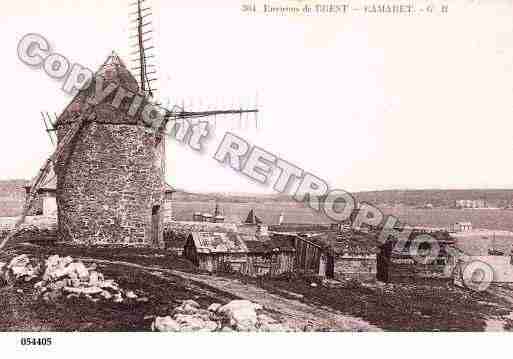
[129,0,157,96]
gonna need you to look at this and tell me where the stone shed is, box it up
[53,53,169,247]
[311,233,378,280]
[377,230,456,283]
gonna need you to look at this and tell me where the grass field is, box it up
[173,201,513,232]
[381,207,513,232]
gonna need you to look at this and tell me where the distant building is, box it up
[201,213,213,222]
[238,209,269,240]
[455,199,486,209]
[450,222,472,233]
[213,203,225,223]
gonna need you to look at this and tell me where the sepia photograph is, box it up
[0,0,512,357]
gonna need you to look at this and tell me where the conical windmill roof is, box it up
[54,51,145,128]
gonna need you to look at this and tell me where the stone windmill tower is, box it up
[53,53,167,247]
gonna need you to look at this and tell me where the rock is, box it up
[66,262,89,281]
[8,255,39,280]
[257,313,278,325]
[259,322,293,332]
[201,320,219,332]
[48,279,68,292]
[152,316,181,332]
[87,263,98,272]
[193,309,215,322]
[174,314,217,332]
[34,281,45,290]
[64,286,102,295]
[88,271,102,286]
[43,255,74,280]
[99,280,119,291]
[42,290,62,303]
[113,293,123,303]
[68,278,81,288]
[100,291,112,300]
[175,299,201,314]
[125,290,138,299]
[8,254,30,269]
[208,303,222,312]
[217,300,262,331]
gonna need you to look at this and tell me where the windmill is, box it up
[0,0,258,250]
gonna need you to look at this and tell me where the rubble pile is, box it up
[152,299,295,332]
[35,254,147,303]
[0,254,147,304]
[0,254,41,284]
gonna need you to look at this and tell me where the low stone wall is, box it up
[163,221,237,237]
[334,255,377,280]
[0,215,58,242]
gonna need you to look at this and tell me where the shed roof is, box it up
[189,231,248,254]
[309,233,379,256]
[244,237,295,253]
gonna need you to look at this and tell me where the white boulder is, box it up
[152,316,181,332]
[175,299,201,314]
[217,300,263,331]
[208,303,222,312]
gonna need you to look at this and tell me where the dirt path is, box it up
[80,257,381,331]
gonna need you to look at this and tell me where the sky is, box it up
[0,0,512,194]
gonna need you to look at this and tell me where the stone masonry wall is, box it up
[56,120,163,246]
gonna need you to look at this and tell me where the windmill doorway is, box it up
[151,205,161,247]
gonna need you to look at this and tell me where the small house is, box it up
[183,231,295,277]
[377,230,456,283]
[242,235,296,277]
[183,231,248,273]
[192,212,202,222]
[310,233,378,280]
